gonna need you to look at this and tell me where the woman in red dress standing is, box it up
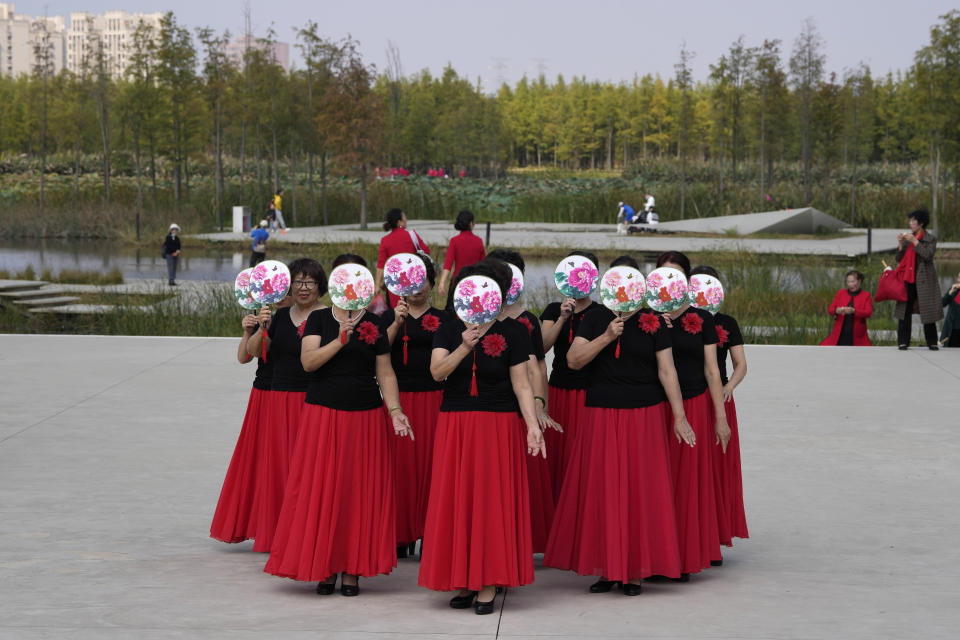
[419,259,545,615]
[820,270,873,346]
[657,251,730,577]
[382,254,450,559]
[246,258,325,553]
[209,312,276,544]
[487,248,559,554]
[540,251,600,501]
[376,208,431,308]
[544,254,693,594]
[690,265,749,551]
[437,210,485,298]
[264,254,413,596]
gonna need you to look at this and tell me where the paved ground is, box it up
[196,220,908,257]
[1,335,958,639]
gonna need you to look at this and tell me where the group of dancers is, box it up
[209,247,749,614]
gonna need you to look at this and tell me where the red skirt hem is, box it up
[264,404,397,581]
[544,404,682,581]
[210,387,271,543]
[719,398,749,543]
[418,411,534,591]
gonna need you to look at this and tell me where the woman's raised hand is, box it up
[256,307,272,330]
[242,314,258,333]
[603,315,625,342]
[461,324,481,349]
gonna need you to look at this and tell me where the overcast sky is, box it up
[22,0,958,91]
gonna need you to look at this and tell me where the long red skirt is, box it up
[544,404,682,581]
[265,404,397,580]
[668,392,722,574]
[545,386,588,503]
[210,387,270,543]
[419,411,534,591]
[251,390,305,553]
[716,398,749,544]
[395,390,442,546]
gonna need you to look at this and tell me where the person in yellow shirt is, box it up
[272,189,287,233]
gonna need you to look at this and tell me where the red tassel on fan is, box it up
[469,351,479,396]
[262,340,267,362]
[569,323,573,342]
[402,330,410,365]
[340,330,347,345]
[614,337,621,359]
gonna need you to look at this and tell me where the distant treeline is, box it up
[1,11,958,236]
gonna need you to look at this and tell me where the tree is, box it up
[675,44,695,218]
[317,38,384,230]
[30,17,55,212]
[156,12,197,202]
[748,39,789,204]
[789,18,826,203]
[296,21,336,224]
[198,27,232,230]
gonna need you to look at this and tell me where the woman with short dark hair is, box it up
[437,210,486,298]
[821,270,873,347]
[895,209,943,350]
[375,208,431,308]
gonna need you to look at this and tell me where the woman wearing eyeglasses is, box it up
[246,258,327,553]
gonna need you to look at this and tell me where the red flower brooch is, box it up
[481,333,507,358]
[681,312,703,335]
[420,314,441,333]
[638,312,660,334]
[716,325,730,346]
[357,321,380,345]
[517,315,534,334]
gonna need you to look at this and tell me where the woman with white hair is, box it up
[162,224,182,286]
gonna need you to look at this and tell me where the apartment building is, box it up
[66,10,163,77]
[0,3,66,76]
[224,35,290,72]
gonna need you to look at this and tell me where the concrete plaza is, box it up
[1,335,958,639]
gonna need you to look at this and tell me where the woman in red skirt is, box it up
[246,258,325,552]
[544,254,694,595]
[382,253,450,559]
[209,312,276,544]
[487,248,559,554]
[657,252,730,576]
[419,259,545,615]
[264,254,413,597]
[690,265,749,549]
[540,250,602,502]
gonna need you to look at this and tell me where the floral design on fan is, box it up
[682,312,704,335]
[568,263,599,294]
[357,321,380,345]
[420,314,441,332]
[639,312,661,334]
[516,315,534,334]
[716,324,729,346]
[481,333,507,357]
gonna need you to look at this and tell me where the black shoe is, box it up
[898,345,908,350]
[928,344,939,351]
[169,281,177,286]
[397,544,408,559]
[475,598,495,615]
[449,591,477,609]
[589,579,619,593]
[711,559,723,567]
[622,582,642,596]
[671,573,690,583]
[340,574,359,597]
[316,576,337,595]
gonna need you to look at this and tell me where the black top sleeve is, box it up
[541,300,602,389]
[714,313,744,386]
[303,309,391,411]
[434,318,531,413]
[519,310,545,361]
[577,308,672,408]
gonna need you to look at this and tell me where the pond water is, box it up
[1,239,957,296]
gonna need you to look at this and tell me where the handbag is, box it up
[252,243,266,254]
[875,260,907,303]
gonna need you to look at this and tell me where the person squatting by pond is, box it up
[162,223,181,286]
[208,247,749,613]
[249,220,269,268]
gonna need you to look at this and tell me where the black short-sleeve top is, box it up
[576,307,672,408]
[714,313,744,386]
[432,317,532,413]
[515,310,545,361]
[667,307,719,399]
[302,308,391,411]
[249,326,274,391]
[266,307,310,392]
[541,300,602,389]
[381,306,451,392]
